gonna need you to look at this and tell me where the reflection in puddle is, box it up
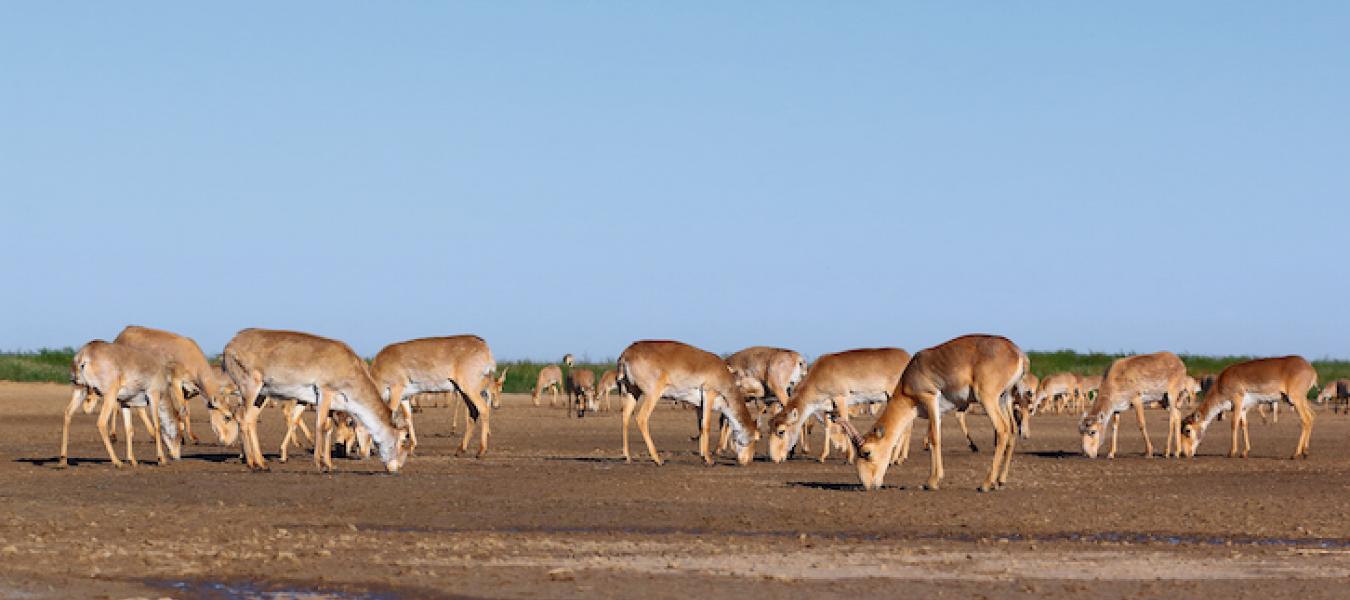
[145,579,400,600]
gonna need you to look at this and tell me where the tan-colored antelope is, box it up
[1078,375,1103,410]
[1033,372,1080,415]
[597,369,619,412]
[61,341,181,468]
[617,340,759,466]
[568,368,597,417]
[113,325,239,446]
[765,348,910,464]
[532,359,569,407]
[1317,379,1350,413]
[1012,372,1039,438]
[1078,353,1186,459]
[1179,356,1317,459]
[725,346,807,415]
[842,335,1027,492]
[222,329,410,472]
[369,335,497,457]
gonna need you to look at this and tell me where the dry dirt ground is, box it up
[2,381,1350,599]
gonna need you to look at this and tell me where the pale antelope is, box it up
[60,341,181,468]
[766,348,910,464]
[370,335,497,456]
[532,365,565,407]
[1033,372,1080,415]
[617,340,759,466]
[597,369,619,412]
[1317,379,1350,413]
[1078,353,1186,459]
[1179,356,1317,459]
[725,346,807,416]
[568,368,597,417]
[1012,372,1038,438]
[842,335,1027,492]
[222,329,410,472]
[113,325,239,446]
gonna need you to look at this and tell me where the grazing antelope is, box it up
[617,340,759,466]
[597,369,619,412]
[842,335,1027,492]
[1012,372,1039,438]
[1033,372,1080,415]
[1078,353,1186,459]
[568,368,597,417]
[370,335,497,457]
[113,325,239,446]
[1179,356,1317,459]
[765,348,910,464]
[222,329,410,472]
[61,341,181,468]
[1317,379,1350,413]
[532,365,565,407]
[725,346,807,416]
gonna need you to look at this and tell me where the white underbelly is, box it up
[406,379,457,396]
[1241,392,1284,408]
[661,386,705,406]
[260,382,321,405]
[846,390,889,406]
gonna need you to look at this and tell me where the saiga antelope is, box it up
[842,335,1027,492]
[765,348,910,464]
[1078,352,1186,459]
[617,340,759,466]
[60,341,181,468]
[532,354,573,407]
[597,369,619,412]
[370,335,497,457]
[1179,356,1317,459]
[567,368,597,417]
[222,329,410,472]
[113,325,239,446]
[1317,379,1350,413]
[725,346,807,417]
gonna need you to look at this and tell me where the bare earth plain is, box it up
[2,382,1350,599]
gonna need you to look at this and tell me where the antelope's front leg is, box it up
[95,392,123,468]
[59,386,87,468]
[1133,399,1153,458]
[120,406,137,467]
[699,395,714,465]
[1107,413,1120,459]
[1229,407,1243,458]
[315,389,333,472]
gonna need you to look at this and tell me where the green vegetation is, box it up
[0,348,76,383]
[5,349,1347,393]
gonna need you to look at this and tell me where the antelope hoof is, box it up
[56,459,68,469]
[977,483,994,493]
[476,450,487,459]
[921,481,940,491]
[112,460,125,469]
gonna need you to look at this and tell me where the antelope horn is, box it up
[837,420,865,450]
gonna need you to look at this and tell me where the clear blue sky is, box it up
[3,3,1347,361]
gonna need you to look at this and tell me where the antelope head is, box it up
[1078,412,1107,458]
[840,420,889,490]
[1178,414,1204,458]
[766,407,804,463]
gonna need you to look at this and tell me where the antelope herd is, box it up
[57,325,1338,491]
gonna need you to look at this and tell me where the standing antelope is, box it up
[568,368,598,417]
[725,346,807,416]
[597,369,619,412]
[1317,379,1350,413]
[1179,356,1317,459]
[765,348,910,464]
[60,341,180,468]
[1012,372,1039,438]
[222,329,410,472]
[370,335,498,457]
[1033,372,1080,415]
[617,340,759,466]
[842,335,1027,492]
[532,355,574,407]
[113,325,239,446]
[1078,353,1186,459]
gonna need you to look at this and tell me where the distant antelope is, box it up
[60,341,180,468]
[597,369,619,412]
[1078,375,1103,410]
[568,368,597,417]
[765,348,910,464]
[1078,353,1186,459]
[1012,372,1039,439]
[370,335,498,457]
[842,335,1026,492]
[1033,372,1080,415]
[617,340,759,466]
[222,329,410,472]
[532,354,573,407]
[113,325,239,446]
[725,346,807,416]
[1317,379,1350,413]
[1179,356,1317,459]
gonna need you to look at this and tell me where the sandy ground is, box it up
[2,381,1350,599]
